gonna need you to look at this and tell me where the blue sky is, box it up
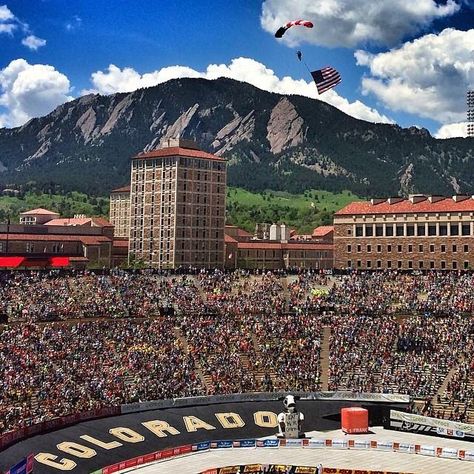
[0,0,473,137]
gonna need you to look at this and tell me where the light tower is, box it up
[468,90,474,137]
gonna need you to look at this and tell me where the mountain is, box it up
[0,77,473,197]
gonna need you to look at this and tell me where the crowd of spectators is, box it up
[1,269,474,436]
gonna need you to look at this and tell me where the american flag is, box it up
[311,67,342,95]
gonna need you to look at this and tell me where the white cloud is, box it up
[0,4,17,34]
[21,34,46,50]
[65,15,82,32]
[435,122,468,139]
[355,28,474,123]
[86,57,392,124]
[260,0,460,48]
[0,59,73,127]
[0,4,14,22]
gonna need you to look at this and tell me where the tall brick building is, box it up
[128,139,226,268]
[109,186,131,238]
[334,195,474,271]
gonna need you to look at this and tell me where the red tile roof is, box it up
[312,225,334,236]
[134,147,225,162]
[111,186,131,193]
[336,197,474,216]
[20,208,59,216]
[224,234,238,244]
[45,217,113,227]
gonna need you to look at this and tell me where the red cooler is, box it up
[341,407,369,434]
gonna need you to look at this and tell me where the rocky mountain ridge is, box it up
[0,77,473,196]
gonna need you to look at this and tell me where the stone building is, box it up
[128,139,227,268]
[109,186,130,238]
[334,195,474,271]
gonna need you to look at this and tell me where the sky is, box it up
[0,0,473,138]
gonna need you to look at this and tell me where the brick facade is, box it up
[334,195,474,271]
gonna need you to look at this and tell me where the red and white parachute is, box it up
[275,20,313,38]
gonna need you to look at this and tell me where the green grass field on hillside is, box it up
[0,188,360,233]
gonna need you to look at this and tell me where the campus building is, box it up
[334,195,474,271]
[225,224,334,270]
[109,186,131,238]
[128,139,227,268]
[0,209,116,269]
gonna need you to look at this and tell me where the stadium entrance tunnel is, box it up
[0,396,408,474]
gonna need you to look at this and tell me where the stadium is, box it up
[1,270,474,474]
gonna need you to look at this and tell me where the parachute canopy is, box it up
[275,20,313,38]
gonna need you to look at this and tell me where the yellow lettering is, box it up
[109,427,144,443]
[79,434,122,450]
[35,453,76,470]
[254,411,278,428]
[183,416,216,432]
[142,419,180,438]
[215,412,245,429]
[57,442,96,459]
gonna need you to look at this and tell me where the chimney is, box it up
[452,195,469,202]
[408,194,427,204]
[387,197,404,205]
[427,195,445,203]
[370,198,385,205]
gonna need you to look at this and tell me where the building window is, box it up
[385,225,394,237]
[453,245,457,253]
[430,244,435,253]
[397,260,402,269]
[347,260,352,268]
[428,225,437,236]
[441,261,446,269]
[464,244,469,253]
[453,261,458,270]
[347,229,352,236]
[397,245,402,252]
[26,242,34,253]
[418,244,423,252]
[387,260,392,268]
[375,226,383,237]
[365,226,373,237]
[356,226,363,237]
[377,260,382,268]
[441,245,446,253]
[417,224,426,236]
[408,244,413,252]
[396,225,404,237]
[419,261,424,269]
[408,261,413,269]
[357,245,361,252]
[462,224,470,236]
[357,260,361,268]
[464,261,469,270]
[387,244,392,252]
[367,245,371,253]
[450,224,459,236]
[439,224,448,236]
[430,261,435,269]
[407,225,414,236]
[367,260,372,268]
[347,245,352,253]
[377,245,381,252]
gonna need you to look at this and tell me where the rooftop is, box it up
[20,208,59,216]
[134,146,224,162]
[336,195,474,216]
[111,186,131,193]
